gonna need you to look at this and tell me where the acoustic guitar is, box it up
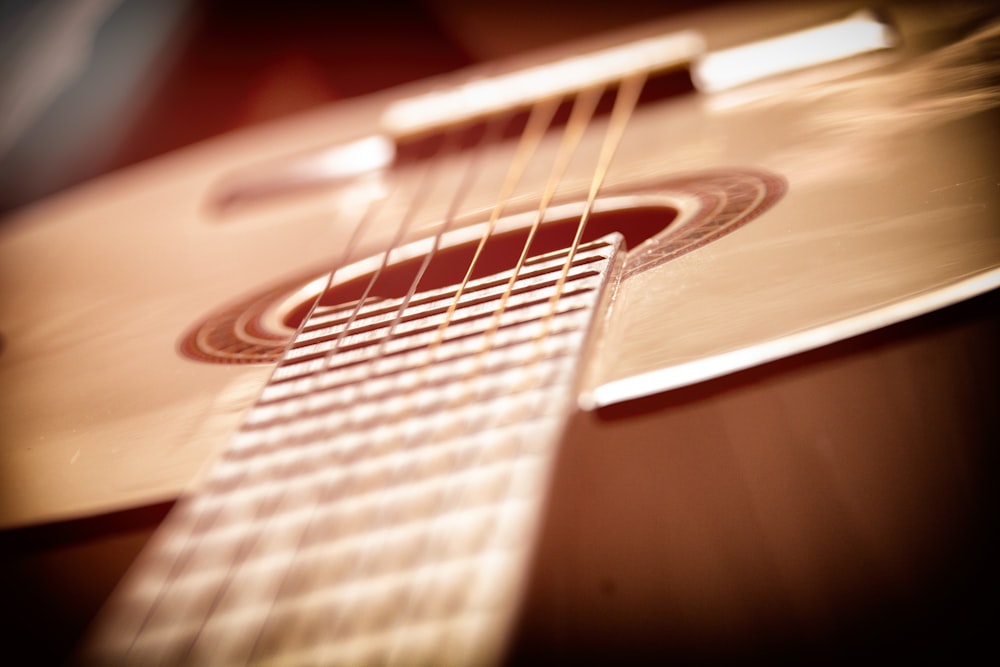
[1,1,998,663]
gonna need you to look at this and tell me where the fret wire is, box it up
[539,72,648,341]
[166,141,454,663]
[242,118,508,662]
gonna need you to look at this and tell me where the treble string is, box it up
[380,76,649,662]
[377,84,622,662]
[537,71,646,341]
[421,95,562,365]
[470,83,605,370]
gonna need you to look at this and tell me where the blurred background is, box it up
[0,0,728,214]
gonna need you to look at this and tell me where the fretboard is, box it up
[84,236,625,665]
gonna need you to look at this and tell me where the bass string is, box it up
[124,73,627,660]
[238,90,594,657]
[116,171,402,658]
[182,129,487,661]
[358,114,509,392]
[124,132,460,661]
[196,97,558,658]
[326,94,578,593]
[241,116,515,659]
[289,106,517,413]
[469,83,604,373]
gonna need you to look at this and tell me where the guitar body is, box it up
[1,0,998,663]
[3,295,996,663]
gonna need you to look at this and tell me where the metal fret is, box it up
[84,236,624,666]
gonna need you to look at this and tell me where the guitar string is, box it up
[344,84,608,663]
[132,99,547,660]
[170,139,467,662]
[241,116,512,661]
[420,95,562,364]
[299,82,616,658]
[536,72,647,341]
[118,80,623,663]
[126,146,445,660]
[381,80,644,662]
[397,97,561,429]
[201,113,524,660]
[220,93,572,660]
[303,104,575,657]
[336,93,603,662]
[468,84,604,374]
[116,173,402,658]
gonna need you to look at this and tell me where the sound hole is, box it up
[179,169,785,365]
[282,205,676,329]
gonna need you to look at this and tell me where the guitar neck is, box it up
[83,237,625,665]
